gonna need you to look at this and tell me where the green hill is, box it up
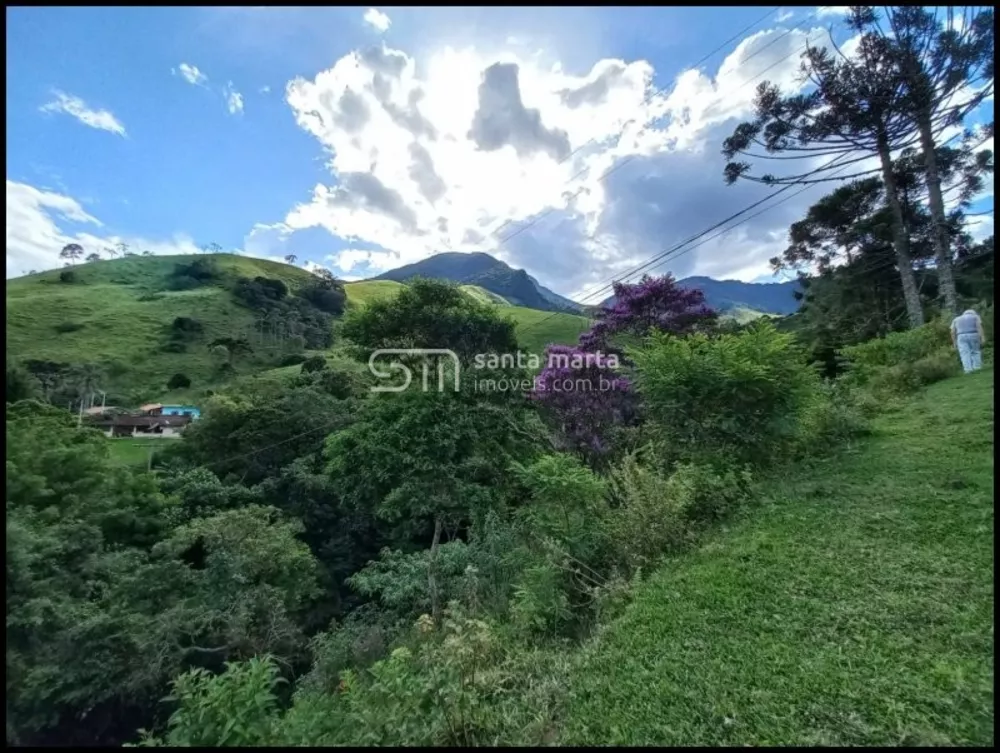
[6,255,591,404]
[6,254,318,402]
[459,284,510,306]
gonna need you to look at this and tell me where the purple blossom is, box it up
[580,274,717,351]
[533,274,716,463]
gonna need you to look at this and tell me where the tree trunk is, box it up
[428,516,443,626]
[876,137,925,328]
[917,111,958,316]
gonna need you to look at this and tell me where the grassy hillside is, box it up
[558,369,994,746]
[6,254,319,401]
[460,284,510,306]
[343,279,406,306]
[7,256,591,404]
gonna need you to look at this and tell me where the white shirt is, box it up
[951,311,981,336]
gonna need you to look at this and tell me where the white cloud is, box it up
[815,7,849,19]
[363,8,391,33]
[173,62,209,87]
[39,91,126,137]
[269,24,834,297]
[776,9,795,23]
[260,85,271,94]
[965,213,993,243]
[4,180,211,278]
[224,82,245,114]
[4,180,301,279]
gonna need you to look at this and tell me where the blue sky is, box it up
[6,6,994,299]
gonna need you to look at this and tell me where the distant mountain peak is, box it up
[372,252,583,313]
[371,252,803,317]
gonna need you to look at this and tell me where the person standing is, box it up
[950,308,986,374]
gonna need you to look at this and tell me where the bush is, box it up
[279,353,308,367]
[300,278,347,315]
[167,373,192,390]
[133,657,284,747]
[301,355,327,374]
[794,382,872,455]
[54,321,85,334]
[839,319,951,389]
[630,321,822,467]
[605,451,691,572]
[171,317,203,336]
[168,259,221,290]
[58,269,77,284]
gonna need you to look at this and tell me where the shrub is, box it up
[512,454,607,561]
[232,276,289,311]
[839,319,951,388]
[279,353,308,367]
[630,321,822,467]
[54,321,85,334]
[58,269,77,284]
[167,373,191,390]
[605,450,691,572]
[348,543,477,622]
[168,259,221,290]
[133,657,284,747]
[296,605,401,697]
[668,461,754,526]
[301,355,327,374]
[300,278,347,315]
[794,382,872,455]
[171,317,203,336]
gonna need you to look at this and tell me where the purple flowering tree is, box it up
[530,344,636,464]
[580,273,717,351]
[533,274,717,466]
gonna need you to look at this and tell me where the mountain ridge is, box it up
[372,252,802,316]
[372,252,583,313]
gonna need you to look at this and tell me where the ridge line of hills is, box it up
[372,250,801,316]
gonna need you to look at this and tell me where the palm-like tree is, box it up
[59,243,84,264]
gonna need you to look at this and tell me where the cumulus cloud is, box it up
[39,91,126,137]
[6,180,265,279]
[173,62,209,86]
[224,82,245,114]
[269,22,845,296]
[815,6,849,18]
[363,8,391,33]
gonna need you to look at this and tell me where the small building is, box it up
[93,414,193,439]
[138,403,164,416]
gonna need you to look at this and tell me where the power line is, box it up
[485,6,787,242]
[484,9,824,250]
[514,152,854,342]
[148,11,850,476]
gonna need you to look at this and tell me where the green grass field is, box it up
[558,369,994,746]
[107,437,163,468]
[459,284,511,306]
